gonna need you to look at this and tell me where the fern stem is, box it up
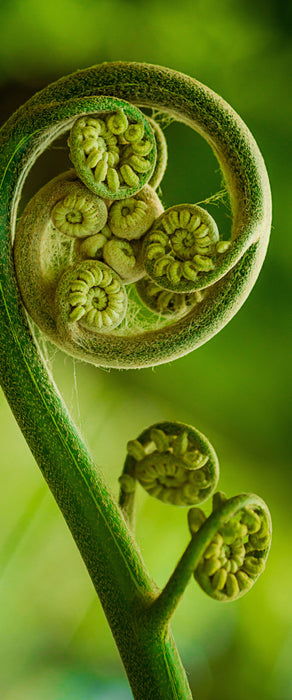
[0,148,194,698]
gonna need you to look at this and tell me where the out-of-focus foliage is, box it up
[0,1,291,698]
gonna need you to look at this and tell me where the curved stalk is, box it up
[0,183,192,698]
[150,494,271,630]
[0,73,195,699]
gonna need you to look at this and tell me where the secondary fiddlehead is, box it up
[117,420,271,631]
[106,185,163,240]
[119,421,219,526]
[51,186,108,238]
[187,491,271,601]
[68,99,157,197]
[10,62,271,369]
[142,204,223,292]
[55,259,127,332]
[151,492,272,631]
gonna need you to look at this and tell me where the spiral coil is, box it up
[188,491,272,602]
[12,62,271,369]
[119,422,219,507]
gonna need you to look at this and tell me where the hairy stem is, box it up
[0,87,193,699]
[0,222,192,697]
[119,486,137,530]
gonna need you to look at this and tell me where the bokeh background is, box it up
[0,1,291,698]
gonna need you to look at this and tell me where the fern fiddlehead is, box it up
[142,204,222,291]
[0,62,272,699]
[51,189,107,238]
[188,491,271,602]
[119,421,219,526]
[55,259,128,332]
[10,61,271,369]
[107,184,163,239]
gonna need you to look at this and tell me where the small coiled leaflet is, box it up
[102,239,144,284]
[136,276,204,318]
[68,99,157,200]
[109,198,148,239]
[188,491,272,602]
[77,233,144,284]
[51,189,108,238]
[143,204,230,293]
[107,184,163,240]
[55,259,127,333]
[119,421,219,509]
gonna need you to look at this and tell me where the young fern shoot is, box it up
[119,421,219,528]
[0,62,272,699]
[11,62,271,369]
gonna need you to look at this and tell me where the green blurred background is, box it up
[0,1,291,698]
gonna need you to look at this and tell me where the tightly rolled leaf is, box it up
[142,204,231,293]
[68,99,157,200]
[107,184,163,240]
[55,259,127,333]
[51,188,108,238]
[188,491,272,601]
[102,239,144,284]
[119,421,219,506]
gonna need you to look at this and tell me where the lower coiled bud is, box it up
[103,239,144,283]
[188,491,272,602]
